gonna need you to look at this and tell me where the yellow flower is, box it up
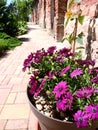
[65,10,72,18]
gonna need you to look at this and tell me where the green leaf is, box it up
[78,15,85,25]
[62,33,73,44]
[68,0,74,9]
[68,33,73,43]
[61,38,68,43]
[78,32,84,38]
[76,36,83,45]
[65,17,70,27]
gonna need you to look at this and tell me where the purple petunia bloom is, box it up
[35,78,46,97]
[89,67,98,74]
[74,86,95,98]
[94,88,98,93]
[53,81,68,99]
[29,76,38,95]
[76,59,95,66]
[34,50,43,63]
[62,92,73,110]
[60,66,70,76]
[56,99,68,111]
[47,46,56,55]
[47,70,58,80]
[91,76,98,84]
[22,53,33,71]
[85,104,98,120]
[57,47,74,59]
[70,68,83,78]
[74,110,89,128]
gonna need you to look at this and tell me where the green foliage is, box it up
[0,39,8,52]
[6,37,22,50]
[78,15,85,25]
[15,0,34,22]
[0,32,22,51]
[0,0,31,37]
[0,1,18,36]
[68,0,74,9]
[17,21,27,35]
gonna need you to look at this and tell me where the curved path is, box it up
[0,22,61,130]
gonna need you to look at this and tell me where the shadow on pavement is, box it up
[18,37,30,42]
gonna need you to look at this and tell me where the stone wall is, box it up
[64,0,98,65]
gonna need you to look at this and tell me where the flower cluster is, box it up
[23,46,98,128]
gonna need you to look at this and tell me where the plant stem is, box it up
[72,18,78,53]
[71,4,80,53]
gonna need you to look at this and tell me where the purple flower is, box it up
[76,59,95,66]
[59,48,71,55]
[70,69,83,78]
[74,86,95,98]
[91,76,98,84]
[74,110,89,128]
[85,105,98,120]
[34,50,43,63]
[53,81,68,99]
[60,66,70,75]
[35,78,46,97]
[29,76,38,95]
[47,71,58,80]
[94,88,98,93]
[47,46,56,55]
[57,47,74,58]
[22,53,33,71]
[56,99,68,111]
[63,92,73,110]
[89,67,98,74]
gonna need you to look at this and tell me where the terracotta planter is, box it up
[27,89,98,130]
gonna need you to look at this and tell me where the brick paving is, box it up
[0,22,65,130]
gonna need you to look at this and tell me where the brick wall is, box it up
[32,0,68,42]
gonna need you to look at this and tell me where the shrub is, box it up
[17,21,27,35]
[0,32,22,50]
[0,39,8,53]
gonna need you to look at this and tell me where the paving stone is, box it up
[0,75,6,84]
[21,77,30,84]
[0,84,13,89]
[5,119,28,130]
[6,93,17,104]
[1,76,12,85]
[0,119,7,130]
[0,89,10,105]
[28,111,39,130]
[0,105,3,113]
[8,77,22,85]
[11,84,27,92]
[0,104,30,119]
[15,92,28,104]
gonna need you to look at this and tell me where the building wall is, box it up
[32,0,98,45]
[64,0,98,64]
[32,0,67,42]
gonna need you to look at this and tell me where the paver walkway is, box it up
[0,22,66,130]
